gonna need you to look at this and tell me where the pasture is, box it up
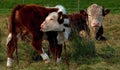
[0,0,120,70]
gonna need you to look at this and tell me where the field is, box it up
[0,0,120,70]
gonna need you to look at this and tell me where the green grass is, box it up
[0,0,120,14]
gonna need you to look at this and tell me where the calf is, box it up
[86,4,110,40]
[6,4,66,67]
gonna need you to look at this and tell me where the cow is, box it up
[86,4,110,40]
[6,4,67,67]
[41,4,110,41]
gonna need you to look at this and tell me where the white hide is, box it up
[41,12,64,32]
[40,48,50,63]
[57,57,62,63]
[55,5,66,14]
[46,5,66,14]
[91,19,102,27]
[64,18,70,25]
[40,53,49,60]
[57,27,71,44]
[7,57,14,67]
[87,4,103,27]
[6,33,12,46]
[41,12,70,32]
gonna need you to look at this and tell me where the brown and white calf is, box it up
[6,4,66,67]
[41,11,71,44]
[86,4,110,40]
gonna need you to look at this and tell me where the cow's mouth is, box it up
[93,26,99,27]
[40,28,46,32]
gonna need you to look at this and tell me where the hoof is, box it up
[45,59,50,64]
[57,57,62,63]
[40,53,50,64]
[7,57,14,67]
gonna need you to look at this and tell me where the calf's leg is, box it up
[6,33,17,67]
[96,26,106,41]
[56,44,62,63]
[31,33,50,64]
[47,32,62,63]
[47,32,57,61]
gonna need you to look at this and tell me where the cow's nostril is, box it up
[40,24,45,31]
[41,24,44,28]
[93,22,99,27]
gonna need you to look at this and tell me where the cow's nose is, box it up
[93,22,99,27]
[40,24,45,31]
[41,24,43,28]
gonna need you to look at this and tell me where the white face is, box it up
[41,12,65,32]
[87,4,103,28]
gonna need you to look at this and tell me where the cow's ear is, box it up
[80,10,85,14]
[63,14,68,18]
[58,11,64,24]
[104,9,110,15]
[80,10,87,16]
[102,9,110,16]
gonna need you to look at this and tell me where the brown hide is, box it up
[63,11,89,39]
[7,4,61,62]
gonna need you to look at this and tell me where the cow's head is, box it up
[87,4,110,39]
[87,4,110,28]
[40,12,69,32]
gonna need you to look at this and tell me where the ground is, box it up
[0,13,120,70]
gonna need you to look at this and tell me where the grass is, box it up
[0,14,120,70]
[0,0,120,70]
[0,0,120,14]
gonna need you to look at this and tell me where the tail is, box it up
[8,4,24,65]
[7,4,25,45]
[9,4,25,33]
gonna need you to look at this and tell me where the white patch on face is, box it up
[6,33,12,46]
[41,12,65,32]
[87,4,103,27]
[88,12,103,27]
[91,18,102,27]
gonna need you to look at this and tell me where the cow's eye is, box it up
[50,18,53,20]
[88,15,91,17]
